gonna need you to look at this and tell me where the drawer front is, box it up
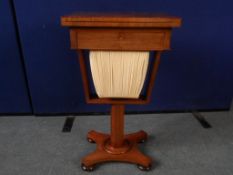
[70,29,171,51]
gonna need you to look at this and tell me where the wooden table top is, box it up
[61,12,182,28]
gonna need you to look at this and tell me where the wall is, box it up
[0,0,31,113]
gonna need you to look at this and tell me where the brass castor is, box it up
[81,163,95,171]
[137,164,151,171]
[138,139,146,143]
[87,137,95,143]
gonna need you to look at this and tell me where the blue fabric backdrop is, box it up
[0,0,31,113]
[8,0,233,114]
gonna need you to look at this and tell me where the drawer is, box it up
[70,28,171,51]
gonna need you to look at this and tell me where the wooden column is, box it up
[110,105,125,147]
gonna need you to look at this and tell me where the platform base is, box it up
[81,130,152,170]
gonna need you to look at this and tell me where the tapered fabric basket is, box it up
[90,51,149,98]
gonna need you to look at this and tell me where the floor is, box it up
[0,111,232,175]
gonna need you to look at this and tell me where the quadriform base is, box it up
[82,131,151,171]
[81,105,152,171]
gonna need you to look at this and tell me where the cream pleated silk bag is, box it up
[90,51,149,98]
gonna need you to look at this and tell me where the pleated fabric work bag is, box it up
[90,51,149,98]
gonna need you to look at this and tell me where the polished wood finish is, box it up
[61,12,181,170]
[146,51,162,102]
[61,12,181,28]
[77,50,91,102]
[71,28,171,51]
[110,105,125,148]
